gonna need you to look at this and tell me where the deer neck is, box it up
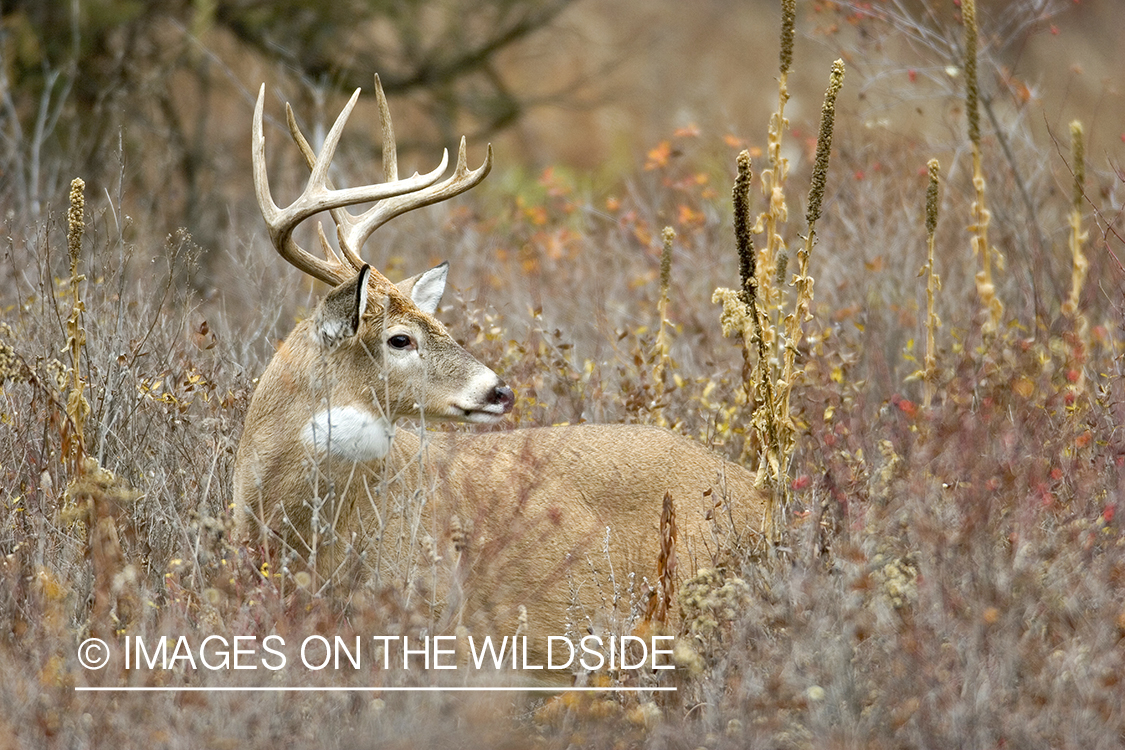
[247,323,399,467]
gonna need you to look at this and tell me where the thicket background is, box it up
[1,0,1124,747]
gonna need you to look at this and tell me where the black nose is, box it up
[490,383,515,413]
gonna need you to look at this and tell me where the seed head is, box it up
[1070,120,1085,210]
[779,0,796,77]
[925,159,941,236]
[67,178,85,268]
[733,150,756,304]
[962,0,980,147]
[806,60,845,227]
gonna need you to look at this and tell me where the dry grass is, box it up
[2,1,1125,748]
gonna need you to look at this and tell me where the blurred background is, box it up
[3,6,1125,746]
[3,0,1122,256]
[2,0,1124,409]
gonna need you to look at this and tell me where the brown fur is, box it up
[233,277,767,665]
[237,82,767,669]
[390,425,766,645]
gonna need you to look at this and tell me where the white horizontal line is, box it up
[75,686,677,693]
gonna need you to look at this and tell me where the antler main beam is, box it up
[252,78,492,287]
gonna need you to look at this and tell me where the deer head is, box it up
[242,78,513,471]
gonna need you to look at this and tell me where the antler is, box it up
[252,77,493,287]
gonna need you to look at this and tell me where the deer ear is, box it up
[314,265,371,348]
[395,262,448,315]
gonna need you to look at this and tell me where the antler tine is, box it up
[285,101,390,278]
[253,83,450,285]
[284,102,316,171]
[254,84,347,285]
[336,136,493,255]
[314,221,348,267]
[374,74,398,184]
[282,78,491,268]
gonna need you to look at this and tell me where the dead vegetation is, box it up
[1,0,1124,747]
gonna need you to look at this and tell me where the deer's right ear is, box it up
[314,265,371,349]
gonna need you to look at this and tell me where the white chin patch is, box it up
[302,406,394,462]
[461,409,503,424]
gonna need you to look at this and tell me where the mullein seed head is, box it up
[660,226,675,297]
[774,249,789,287]
[925,159,940,236]
[67,178,85,270]
[733,150,757,305]
[962,0,980,147]
[1070,120,1085,210]
[806,60,845,228]
[779,0,796,77]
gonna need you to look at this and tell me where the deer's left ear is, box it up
[395,262,448,315]
[314,265,371,349]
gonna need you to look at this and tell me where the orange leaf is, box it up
[645,141,672,170]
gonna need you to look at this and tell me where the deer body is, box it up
[385,425,763,643]
[239,415,763,640]
[233,79,766,663]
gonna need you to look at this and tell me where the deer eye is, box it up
[387,334,414,350]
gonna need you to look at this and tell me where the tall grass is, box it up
[0,1,1123,747]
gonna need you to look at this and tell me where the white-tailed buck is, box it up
[234,78,766,664]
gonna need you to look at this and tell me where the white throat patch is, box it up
[301,406,395,462]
